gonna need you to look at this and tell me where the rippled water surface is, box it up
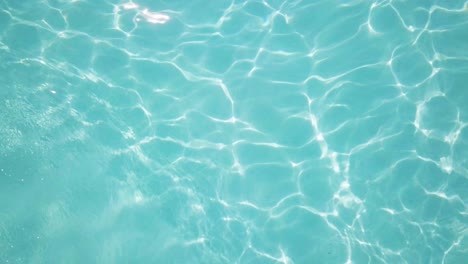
[1,0,468,263]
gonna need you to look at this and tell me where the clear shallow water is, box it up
[0,0,467,263]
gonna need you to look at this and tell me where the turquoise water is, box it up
[1,0,467,263]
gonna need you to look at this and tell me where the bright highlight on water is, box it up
[0,0,467,263]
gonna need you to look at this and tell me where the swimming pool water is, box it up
[1,0,467,263]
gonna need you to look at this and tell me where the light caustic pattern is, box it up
[0,0,467,263]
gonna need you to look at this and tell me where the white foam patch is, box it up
[341,194,361,208]
[118,2,170,26]
[122,2,138,10]
[191,203,205,214]
[141,9,170,24]
[439,157,453,174]
[134,190,144,204]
